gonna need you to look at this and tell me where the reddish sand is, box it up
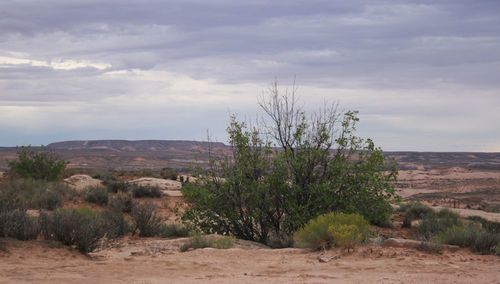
[1,238,499,284]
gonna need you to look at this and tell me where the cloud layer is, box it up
[1,0,499,151]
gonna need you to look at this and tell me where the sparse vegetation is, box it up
[100,209,130,239]
[398,202,434,228]
[415,209,461,241]
[131,202,162,237]
[416,241,443,254]
[470,231,500,254]
[41,207,106,253]
[180,234,234,252]
[105,180,130,193]
[7,145,68,181]
[159,223,191,238]
[0,180,74,210]
[108,193,135,213]
[83,186,109,206]
[160,168,178,181]
[132,184,162,198]
[467,216,500,234]
[91,170,117,183]
[1,209,40,241]
[411,209,500,255]
[40,206,131,253]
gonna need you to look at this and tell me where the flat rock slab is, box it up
[382,238,459,252]
[64,174,103,191]
[129,177,182,190]
[162,190,183,197]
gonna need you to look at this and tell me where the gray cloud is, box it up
[0,0,499,151]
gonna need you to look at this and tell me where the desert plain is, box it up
[1,141,499,283]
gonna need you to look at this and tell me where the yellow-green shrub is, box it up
[328,224,362,252]
[293,212,370,250]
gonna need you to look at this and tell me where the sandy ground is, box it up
[1,238,499,284]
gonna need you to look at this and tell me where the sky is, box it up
[0,0,499,152]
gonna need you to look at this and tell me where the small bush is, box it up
[159,223,191,238]
[91,171,117,183]
[179,234,233,252]
[137,169,155,177]
[415,211,461,241]
[36,190,64,210]
[132,185,162,198]
[42,207,106,253]
[3,210,40,240]
[328,223,362,252]
[416,241,442,254]
[101,209,130,239]
[417,212,500,255]
[214,236,234,249]
[398,202,434,216]
[84,186,109,206]
[399,202,434,228]
[105,181,130,193]
[471,232,500,254]
[131,202,162,237]
[160,168,178,181]
[108,193,135,213]
[294,213,370,250]
[468,216,500,234]
[180,234,214,252]
[439,223,481,247]
[436,208,460,220]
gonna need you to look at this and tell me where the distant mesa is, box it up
[46,139,226,152]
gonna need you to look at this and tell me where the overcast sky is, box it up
[1,0,499,151]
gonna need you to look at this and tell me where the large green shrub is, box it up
[294,212,370,250]
[7,146,68,181]
[182,86,398,246]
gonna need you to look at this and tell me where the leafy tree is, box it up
[7,146,68,181]
[182,82,399,246]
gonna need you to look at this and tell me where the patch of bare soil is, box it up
[396,167,500,212]
[1,238,499,284]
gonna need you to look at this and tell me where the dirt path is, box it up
[1,239,499,284]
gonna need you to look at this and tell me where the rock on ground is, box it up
[64,174,103,191]
[128,177,182,191]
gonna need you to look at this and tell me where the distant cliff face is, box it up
[46,140,227,153]
[0,140,499,171]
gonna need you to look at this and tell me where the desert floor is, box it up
[1,237,499,284]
